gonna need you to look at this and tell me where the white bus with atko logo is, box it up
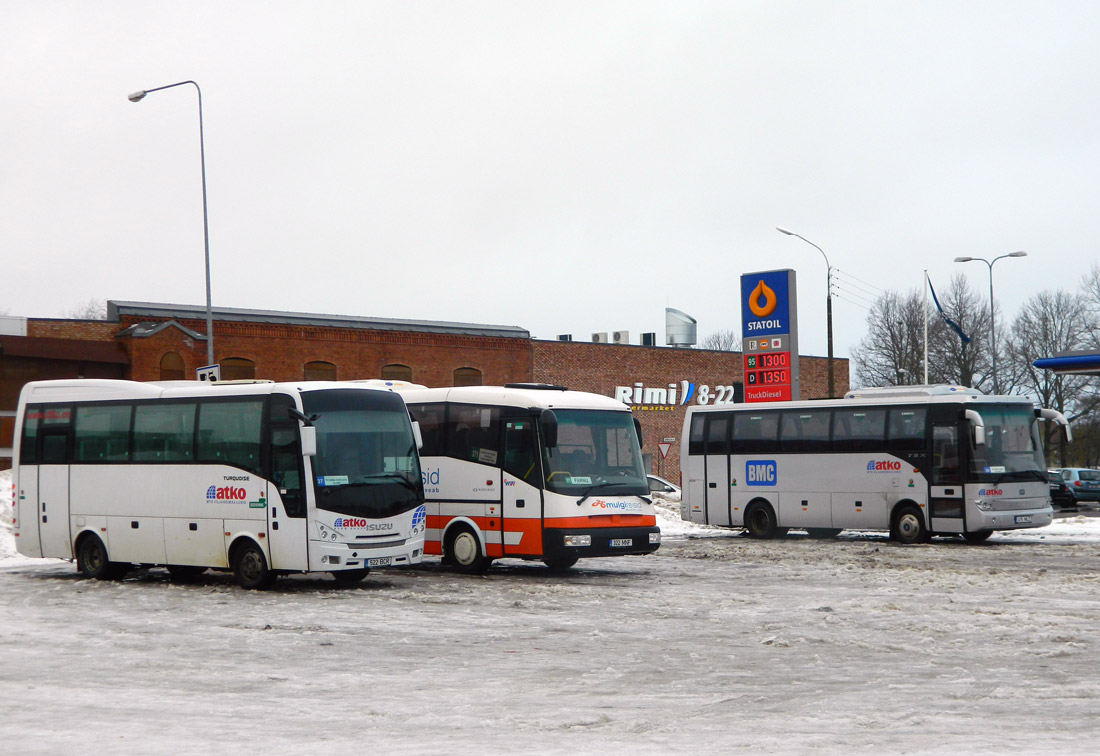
[680,385,1070,543]
[11,379,426,588]
[393,383,661,571]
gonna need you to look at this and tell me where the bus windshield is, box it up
[303,389,424,519]
[543,409,648,497]
[969,403,1046,483]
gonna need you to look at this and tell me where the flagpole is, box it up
[923,270,929,385]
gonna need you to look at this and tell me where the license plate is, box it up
[610,538,633,547]
[1014,515,1033,524]
[367,557,392,567]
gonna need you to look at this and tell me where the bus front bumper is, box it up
[543,526,661,560]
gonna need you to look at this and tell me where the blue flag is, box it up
[928,277,971,344]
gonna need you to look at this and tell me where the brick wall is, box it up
[532,339,848,480]
[117,316,533,385]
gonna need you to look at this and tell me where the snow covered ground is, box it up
[4,467,1100,755]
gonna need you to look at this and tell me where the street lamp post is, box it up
[777,226,834,398]
[953,251,1027,394]
[128,81,214,367]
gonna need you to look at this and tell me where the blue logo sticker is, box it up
[746,460,777,486]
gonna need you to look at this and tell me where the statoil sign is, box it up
[740,269,800,402]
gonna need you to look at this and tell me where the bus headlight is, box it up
[564,535,591,547]
[975,500,994,511]
[649,532,661,544]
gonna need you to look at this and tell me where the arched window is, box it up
[304,361,337,381]
[220,357,256,381]
[159,352,185,380]
[453,367,482,387]
[381,364,413,381]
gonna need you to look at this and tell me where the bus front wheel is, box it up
[891,506,930,545]
[745,502,786,539]
[332,568,370,585]
[446,526,491,574]
[231,541,277,590]
[543,554,579,570]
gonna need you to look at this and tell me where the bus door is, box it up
[703,415,732,526]
[36,426,73,559]
[266,403,309,570]
[929,423,965,533]
[501,414,542,556]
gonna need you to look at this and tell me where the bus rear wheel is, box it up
[745,502,786,539]
[891,505,930,545]
[446,526,491,574]
[77,534,128,580]
[231,541,277,590]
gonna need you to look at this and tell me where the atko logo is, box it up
[866,460,903,472]
[206,485,247,501]
[978,488,1004,497]
[332,517,395,531]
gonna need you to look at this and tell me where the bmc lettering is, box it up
[746,460,777,486]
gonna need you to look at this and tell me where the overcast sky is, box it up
[3,1,1098,360]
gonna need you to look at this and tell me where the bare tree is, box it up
[700,329,740,352]
[65,298,107,320]
[851,288,931,387]
[927,273,992,390]
[1004,289,1098,465]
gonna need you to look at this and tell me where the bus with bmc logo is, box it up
[394,383,661,571]
[680,385,1070,543]
[11,379,426,588]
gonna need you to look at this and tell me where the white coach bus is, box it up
[680,385,1071,544]
[12,379,427,588]
[393,383,661,571]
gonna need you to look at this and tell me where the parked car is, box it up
[647,475,681,498]
[1048,469,1075,510]
[1058,468,1100,508]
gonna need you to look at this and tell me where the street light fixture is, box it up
[953,251,1027,394]
[128,80,214,367]
[777,226,834,398]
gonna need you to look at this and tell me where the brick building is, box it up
[1,301,848,475]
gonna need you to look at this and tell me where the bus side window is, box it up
[932,426,960,483]
[503,418,538,481]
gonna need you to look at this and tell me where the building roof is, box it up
[107,301,530,340]
[0,334,130,364]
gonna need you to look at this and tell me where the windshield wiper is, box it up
[577,481,629,506]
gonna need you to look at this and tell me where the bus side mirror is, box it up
[541,409,558,449]
[965,409,985,447]
[411,420,424,450]
[300,426,317,457]
[1039,407,1074,444]
[634,416,643,448]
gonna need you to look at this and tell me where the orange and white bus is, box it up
[395,383,661,571]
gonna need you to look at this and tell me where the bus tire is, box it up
[77,534,128,580]
[543,554,579,570]
[963,530,993,544]
[745,502,785,539]
[231,540,277,590]
[891,505,929,545]
[332,568,370,585]
[446,525,491,574]
[806,528,842,539]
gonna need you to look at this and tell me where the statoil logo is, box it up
[866,460,902,472]
[206,485,247,501]
[978,488,1004,497]
[748,280,778,318]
